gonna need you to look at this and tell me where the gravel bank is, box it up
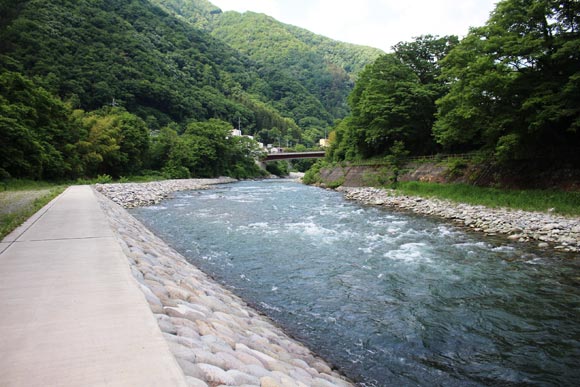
[95,178,237,208]
[95,181,353,387]
[338,186,580,253]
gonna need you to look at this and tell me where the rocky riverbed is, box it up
[338,186,580,253]
[94,180,353,387]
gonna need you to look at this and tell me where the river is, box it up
[131,180,580,386]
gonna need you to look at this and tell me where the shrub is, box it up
[163,165,190,179]
[265,161,289,177]
[445,158,468,179]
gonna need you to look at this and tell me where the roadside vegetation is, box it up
[0,180,66,239]
[396,182,580,217]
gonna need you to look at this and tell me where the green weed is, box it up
[396,182,580,216]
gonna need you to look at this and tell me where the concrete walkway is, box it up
[0,186,186,386]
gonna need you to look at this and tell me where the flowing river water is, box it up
[131,180,580,386]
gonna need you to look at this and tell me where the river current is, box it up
[131,180,580,386]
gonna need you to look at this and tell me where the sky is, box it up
[209,0,498,52]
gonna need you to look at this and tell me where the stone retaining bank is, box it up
[94,182,353,387]
[338,186,580,253]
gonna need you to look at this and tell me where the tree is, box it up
[347,54,435,158]
[76,108,150,177]
[384,140,410,186]
[393,34,459,85]
[434,0,580,163]
[149,124,180,170]
[0,71,82,179]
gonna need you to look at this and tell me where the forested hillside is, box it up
[151,0,384,145]
[327,0,580,171]
[0,0,378,180]
[3,0,576,183]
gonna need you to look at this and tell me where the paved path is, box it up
[0,186,186,386]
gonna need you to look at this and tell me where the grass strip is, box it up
[0,186,67,239]
[395,181,580,217]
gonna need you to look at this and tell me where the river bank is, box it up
[95,177,238,208]
[338,186,580,253]
[94,179,353,387]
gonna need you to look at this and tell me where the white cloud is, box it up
[210,0,498,52]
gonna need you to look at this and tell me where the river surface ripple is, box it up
[131,180,580,387]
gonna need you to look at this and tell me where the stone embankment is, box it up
[95,180,353,387]
[338,186,580,253]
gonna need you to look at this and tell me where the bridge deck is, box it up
[264,151,325,161]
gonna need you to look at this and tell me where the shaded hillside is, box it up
[0,0,309,137]
[0,0,385,180]
[0,0,319,179]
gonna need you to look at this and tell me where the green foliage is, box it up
[384,141,410,186]
[325,176,345,189]
[0,0,385,181]
[0,185,66,239]
[329,35,457,162]
[291,158,316,172]
[190,8,382,121]
[360,167,389,187]
[445,158,469,179]
[75,108,150,177]
[3,0,577,186]
[151,119,265,179]
[151,1,383,146]
[393,34,459,85]
[345,54,435,157]
[265,161,289,177]
[0,71,82,180]
[75,174,114,185]
[302,160,329,185]
[328,0,580,175]
[397,181,580,216]
[0,0,336,141]
[434,0,580,164]
[125,170,168,182]
[0,179,61,191]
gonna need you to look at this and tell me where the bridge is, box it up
[263,151,325,161]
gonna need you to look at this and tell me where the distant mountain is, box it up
[151,0,384,130]
[210,11,384,120]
